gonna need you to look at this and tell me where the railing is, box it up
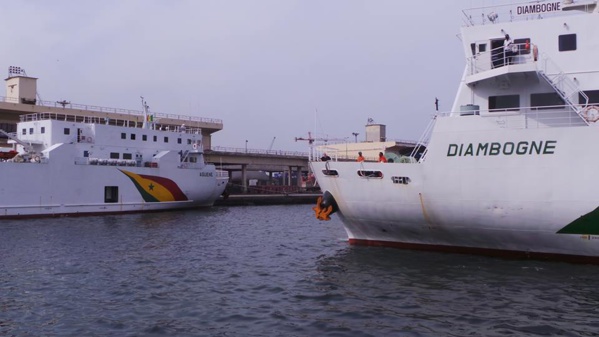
[18,112,206,134]
[0,95,223,125]
[467,44,535,76]
[209,146,308,157]
[538,53,589,108]
[456,104,590,129]
[462,1,594,27]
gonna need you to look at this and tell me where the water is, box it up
[1,205,599,337]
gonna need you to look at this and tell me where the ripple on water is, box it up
[2,206,599,336]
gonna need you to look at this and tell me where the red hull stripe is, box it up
[348,238,599,265]
[138,174,188,201]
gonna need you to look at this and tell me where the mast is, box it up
[141,96,153,130]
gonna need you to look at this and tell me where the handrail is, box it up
[538,53,589,108]
[462,1,595,27]
[208,146,308,158]
[0,95,223,125]
[467,43,535,75]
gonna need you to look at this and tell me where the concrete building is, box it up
[0,66,223,148]
[317,121,425,162]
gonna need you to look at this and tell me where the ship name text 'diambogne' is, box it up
[516,2,561,15]
[447,141,557,157]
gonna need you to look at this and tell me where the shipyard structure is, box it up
[0,66,223,149]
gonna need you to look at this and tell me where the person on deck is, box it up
[378,152,387,163]
[321,153,331,161]
[357,152,365,162]
[504,34,516,65]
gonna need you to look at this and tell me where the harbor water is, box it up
[2,205,598,337]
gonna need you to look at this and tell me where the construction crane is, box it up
[268,137,276,151]
[295,132,346,145]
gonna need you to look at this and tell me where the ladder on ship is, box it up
[0,129,34,153]
[536,54,589,125]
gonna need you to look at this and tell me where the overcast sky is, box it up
[2,0,496,151]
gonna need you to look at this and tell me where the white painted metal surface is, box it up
[311,1,599,260]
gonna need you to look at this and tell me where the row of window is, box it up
[489,90,599,111]
[22,126,46,135]
[21,127,196,147]
[120,132,192,145]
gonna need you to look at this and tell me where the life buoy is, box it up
[192,143,198,150]
[87,136,93,143]
[582,106,599,123]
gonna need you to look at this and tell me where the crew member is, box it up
[378,152,387,163]
[357,152,365,162]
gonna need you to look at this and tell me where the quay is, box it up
[214,193,320,206]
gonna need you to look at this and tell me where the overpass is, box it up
[205,146,310,193]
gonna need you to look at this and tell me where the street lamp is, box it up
[352,132,359,143]
[245,140,248,153]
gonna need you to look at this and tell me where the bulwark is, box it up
[447,140,557,157]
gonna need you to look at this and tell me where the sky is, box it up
[1,0,493,152]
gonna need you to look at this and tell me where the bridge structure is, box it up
[205,146,310,194]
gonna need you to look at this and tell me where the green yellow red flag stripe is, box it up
[120,170,188,202]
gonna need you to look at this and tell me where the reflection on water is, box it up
[1,206,598,336]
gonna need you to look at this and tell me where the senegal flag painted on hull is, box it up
[120,170,188,202]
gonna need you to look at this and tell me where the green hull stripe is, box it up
[123,174,160,202]
[558,207,599,235]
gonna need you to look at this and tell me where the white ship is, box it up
[0,97,228,218]
[310,1,599,262]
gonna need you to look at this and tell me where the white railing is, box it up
[209,146,308,158]
[467,44,535,75]
[462,1,593,27]
[455,104,590,129]
[0,95,223,125]
[537,54,589,108]
[18,112,206,134]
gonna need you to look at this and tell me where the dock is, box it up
[214,193,320,206]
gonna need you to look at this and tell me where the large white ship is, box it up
[0,96,228,218]
[310,1,599,262]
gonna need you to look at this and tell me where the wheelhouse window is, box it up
[110,152,120,159]
[489,95,520,112]
[142,135,147,141]
[153,135,157,142]
[41,127,45,134]
[123,153,132,160]
[121,133,126,139]
[164,137,169,143]
[22,128,26,135]
[29,128,33,134]
[559,34,576,52]
[177,138,182,144]
[130,134,136,140]
[531,93,565,110]
[64,128,70,135]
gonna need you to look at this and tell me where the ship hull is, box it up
[311,121,599,261]
[0,158,227,218]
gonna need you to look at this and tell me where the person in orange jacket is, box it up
[378,152,387,163]
[357,152,365,162]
